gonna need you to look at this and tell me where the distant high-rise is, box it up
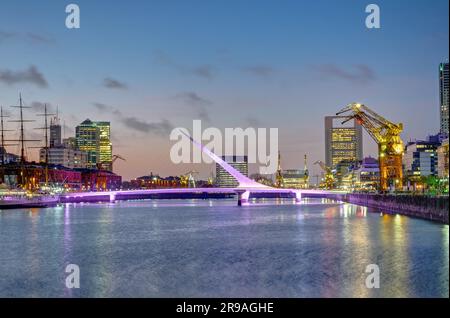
[76,119,100,169]
[325,116,363,169]
[216,156,248,187]
[403,137,440,179]
[63,137,77,150]
[96,122,113,171]
[75,120,113,170]
[437,138,449,179]
[49,117,62,148]
[439,62,449,135]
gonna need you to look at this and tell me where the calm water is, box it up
[0,198,448,298]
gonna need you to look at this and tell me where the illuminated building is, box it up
[0,147,19,164]
[356,157,380,190]
[75,120,112,171]
[76,119,99,169]
[437,138,449,178]
[131,173,183,189]
[39,147,87,169]
[0,163,82,190]
[281,170,308,189]
[216,156,248,187]
[63,137,77,149]
[41,119,88,169]
[250,173,274,186]
[280,154,309,189]
[325,116,363,169]
[75,168,122,191]
[403,137,440,190]
[342,157,380,191]
[96,122,113,171]
[440,62,449,135]
[335,159,357,187]
[49,117,62,148]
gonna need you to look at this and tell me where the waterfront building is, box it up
[75,168,122,191]
[49,117,62,148]
[0,147,19,164]
[281,169,309,189]
[130,173,183,189]
[215,156,248,187]
[440,62,449,136]
[250,173,274,186]
[0,163,82,190]
[39,147,87,169]
[347,157,380,191]
[96,122,113,171]
[324,116,363,169]
[403,136,441,190]
[75,120,113,171]
[335,159,357,188]
[63,137,77,150]
[437,138,449,179]
[76,119,99,169]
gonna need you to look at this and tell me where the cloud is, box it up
[121,117,174,136]
[313,64,376,84]
[241,65,275,78]
[103,77,128,89]
[0,30,16,42]
[92,102,173,136]
[245,116,263,127]
[174,92,212,122]
[153,50,216,80]
[0,65,48,88]
[191,65,215,80]
[93,102,111,112]
[0,30,55,45]
[30,101,56,113]
[25,33,55,44]
[175,92,212,107]
[92,102,122,116]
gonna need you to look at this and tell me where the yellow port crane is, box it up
[314,160,335,189]
[180,170,199,188]
[336,103,404,191]
[97,154,126,171]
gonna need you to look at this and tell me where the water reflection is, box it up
[0,199,447,297]
[63,205,73,297]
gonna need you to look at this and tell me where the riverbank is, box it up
[2,191,448,225]
[326,193,449,224]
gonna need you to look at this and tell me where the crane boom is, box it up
[336,103,404,191]
[313,160,335,189]
[313,160,329,173]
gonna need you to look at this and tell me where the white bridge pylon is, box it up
[179,129,270,189]
[180,130,302,205]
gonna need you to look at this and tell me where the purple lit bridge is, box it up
[63,132,344,205]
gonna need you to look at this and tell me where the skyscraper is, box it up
[215,156,248,187]
[439,62,449,135]
[49,117,62,148]
[325,116,363,169]
[76,119,100,169]
[403,136,441,190]
[96,122,113,171]
[75,120,113,170]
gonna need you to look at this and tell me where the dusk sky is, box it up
[1,0,448,180]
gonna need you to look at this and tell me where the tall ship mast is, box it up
[5,94,41,188]
[34,104,56,187]
[0,106,17,165]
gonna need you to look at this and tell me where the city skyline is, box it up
[0,0,449,180]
